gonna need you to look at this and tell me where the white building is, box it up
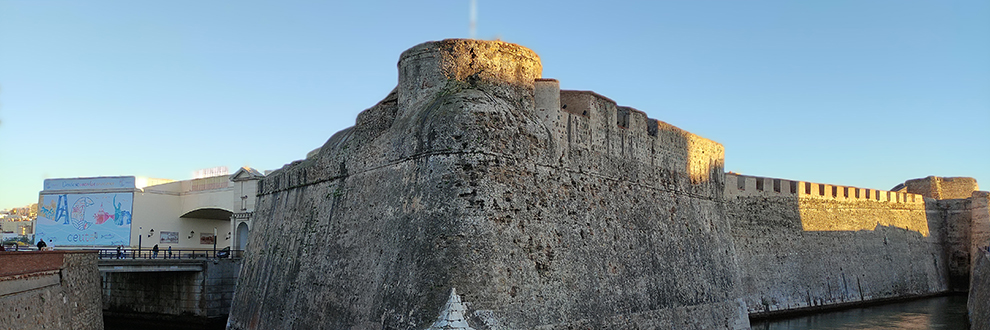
[35,167,263,252]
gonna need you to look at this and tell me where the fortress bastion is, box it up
[228,39,748,330]
[227,39,989,329]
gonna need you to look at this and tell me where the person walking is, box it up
[37,239,46,250]
[152,244,159,259]
[116,245,123,259]
[167,246,173,259]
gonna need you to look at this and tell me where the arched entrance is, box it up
[236,222,250,251]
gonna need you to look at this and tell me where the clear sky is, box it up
[1,0,988,210]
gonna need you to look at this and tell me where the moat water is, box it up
[751,295,971,330]
[105,295,971,330]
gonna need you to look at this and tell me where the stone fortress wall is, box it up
[229,39,749,330]
[726,173,943,317]
[725,173,990,318]
[0,251,103,330]
[227,39,989,329]
[970,251,990,330]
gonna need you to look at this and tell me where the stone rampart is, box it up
[937,190,990,291]
[725,173,949,317]
[229,39,748,330]
[969,250,990,330]
[0,251,103,330]
[227,39,989,329]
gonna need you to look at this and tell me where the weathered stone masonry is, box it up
[728,175,934,316]
[0,251,103,330]
[101,259,241,321]
[227,39,989,329]
[228,39,749,330]
[970,251,990,330]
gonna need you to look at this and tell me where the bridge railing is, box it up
[97,248,244,260]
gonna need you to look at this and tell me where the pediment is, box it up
[229,167,264,182]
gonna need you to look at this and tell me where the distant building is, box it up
[34,167,263,251]
[0,213,33,239]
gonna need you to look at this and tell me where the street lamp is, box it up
[136,226,142,259]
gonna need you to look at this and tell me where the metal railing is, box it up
[97,248,243,260]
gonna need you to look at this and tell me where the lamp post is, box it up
[213,227,217,259]
[137,226,142,259]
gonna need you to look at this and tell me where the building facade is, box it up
[34,167,262,252]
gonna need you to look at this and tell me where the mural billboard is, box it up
[36,192,134,246]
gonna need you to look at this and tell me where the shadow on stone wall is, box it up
[968,251,990,330]
[727,182,951,319]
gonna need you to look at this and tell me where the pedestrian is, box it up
[167,246,173,259]
[116,245,123,259]
[37,239,46,250]
[152,244,159,259]
[48,239,54,250]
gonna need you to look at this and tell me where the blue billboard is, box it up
[36,192,133,246]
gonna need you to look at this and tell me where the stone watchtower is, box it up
[227,39,749,330]
[904,176,989,290]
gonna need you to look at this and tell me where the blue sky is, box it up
[1,0,988,210]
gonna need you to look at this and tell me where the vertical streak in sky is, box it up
[469,0,477,39]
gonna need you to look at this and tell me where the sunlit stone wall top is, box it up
[397,39,542,118]
[725,173,924,204]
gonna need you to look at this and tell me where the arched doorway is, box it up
[237,222,250,251]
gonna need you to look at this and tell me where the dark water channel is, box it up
[104,295,970,330]
[751,295,971,330]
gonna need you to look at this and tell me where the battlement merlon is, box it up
[725,173,926,204]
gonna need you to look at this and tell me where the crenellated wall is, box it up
[228,39,988,329]
[231,39,748,330]
[723,173,990,318]
[726,174,928,234]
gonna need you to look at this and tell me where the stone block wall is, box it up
[967,192,990,275]
[205,259,241,318]
[969,251,990,330]
[905,176,979,200]
[939,197,974,290]
[725,173,949,316]
[0,251,103,330]
[228,39,748,330]
[225,38,989,329]
[102,259,241,320]
[103,269,205,316]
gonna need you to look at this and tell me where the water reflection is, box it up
[751,295,970,330]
